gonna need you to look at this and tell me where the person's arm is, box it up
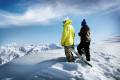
[88,27,90,36]
[78,27,82,36]
[72,26,75,47]
[78,32,81,36]
[61,26,68,46]
[87,27,91,41]
[88,30,90,36]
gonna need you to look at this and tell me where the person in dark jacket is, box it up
[77,19,91,61]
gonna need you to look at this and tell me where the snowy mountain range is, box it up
[0,43,61,65]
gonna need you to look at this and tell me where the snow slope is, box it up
[0,41,120,80]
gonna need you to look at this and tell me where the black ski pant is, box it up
[77,42,90,61]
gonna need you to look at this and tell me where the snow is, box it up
[0,43,62,65]
[0,41,120,80]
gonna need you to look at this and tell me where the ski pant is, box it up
[64,46,74,62]
[77,42,90,61]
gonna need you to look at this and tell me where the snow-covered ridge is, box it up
[0,43,62,65]
[104,36,120,43]
[0,41,120,80]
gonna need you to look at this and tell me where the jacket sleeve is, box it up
[61,26,68,46]
[87,27,90,37]
[78,27,82,36]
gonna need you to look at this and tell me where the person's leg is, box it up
[64,46,74,62]
[84,42,90,61]
[77,42,84,55]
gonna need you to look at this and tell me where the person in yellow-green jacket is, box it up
[61,17,75,62]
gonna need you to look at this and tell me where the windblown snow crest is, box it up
[0,43,61,65]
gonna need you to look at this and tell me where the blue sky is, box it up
[0,0,120,45]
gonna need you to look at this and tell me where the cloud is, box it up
[0,3,91,27]
[0,0,120,27]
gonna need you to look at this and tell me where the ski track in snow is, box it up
[0,42,120,80]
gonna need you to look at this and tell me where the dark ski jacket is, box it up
[78,25,91,42]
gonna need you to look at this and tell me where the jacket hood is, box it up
[64,19,72,26]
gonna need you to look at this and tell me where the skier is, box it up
[77,19,91,61]
[61,17,75,62]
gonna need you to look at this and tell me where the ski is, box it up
[71,49,92,67]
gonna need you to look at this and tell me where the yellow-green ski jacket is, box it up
[61,19,75,46]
